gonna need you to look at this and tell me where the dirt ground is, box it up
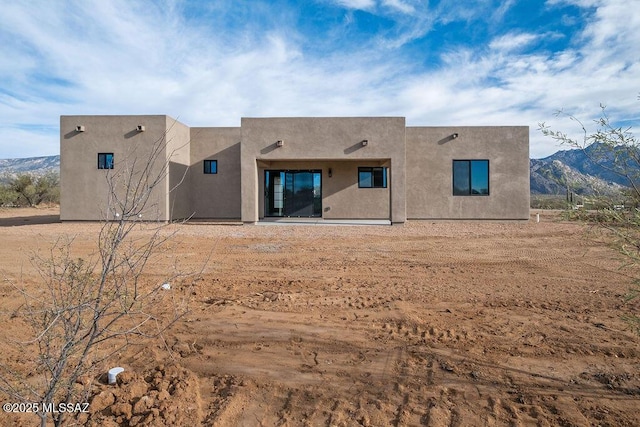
[0,207,639,426]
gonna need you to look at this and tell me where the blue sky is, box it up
[1,0,638,159]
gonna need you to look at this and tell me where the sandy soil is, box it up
[0,207,639,426]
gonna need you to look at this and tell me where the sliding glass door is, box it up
[265,170,322,217]
[265,171,285,216]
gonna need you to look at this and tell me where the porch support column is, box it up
[390,131,407,224]
[241,154,259,224]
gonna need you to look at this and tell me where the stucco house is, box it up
[60,115,529,224]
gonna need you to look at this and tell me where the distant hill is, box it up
[539,143,638,187]
[531,143,638,195]
[0,155,60,176]
[530,158,624,195]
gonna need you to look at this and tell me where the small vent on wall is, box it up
[76,125,85,132]
[137,125,145,132]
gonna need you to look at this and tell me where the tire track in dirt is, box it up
[2,209,640,426]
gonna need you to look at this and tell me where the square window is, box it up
[204,160,217,174]
[453,160,489,195]
[98,153,114,169]
[358,167,387,188]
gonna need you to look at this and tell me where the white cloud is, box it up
[582,0,640,53]
[392,0,640,158]
[0,0,638,159]
[0,127,59,158]
[546,0,601,7]
[382,0,416,14]
[332,0,420,15]
[333,0,376,10]
[489,33,540,53]
[492,0,516,22]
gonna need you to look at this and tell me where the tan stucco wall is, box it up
[406,126,530,219]
[60,115,187,221]
[240,117,406,223]
[321,161,390,220]
[189,127,242,219]
[60,116,529,223]
[166,117,191,220]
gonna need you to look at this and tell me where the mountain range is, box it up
[0,155,60,177]
[530,143,638,195]
[0,144,636,195]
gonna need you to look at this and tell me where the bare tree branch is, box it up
[539,99,640,335]
[0,123,200,426]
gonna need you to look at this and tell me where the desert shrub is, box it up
[0,185,19,206]
[35,172,60,205]
[530,195,571,210]
[540,100,640,334]
[2,172,60,207]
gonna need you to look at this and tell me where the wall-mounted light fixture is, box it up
[452,133,459,139]
[136,125,145,132]
[328,168,333,177]
[76,125,85,132]
[276,140,284,147]
[361,139,369,146]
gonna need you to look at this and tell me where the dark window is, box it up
[358,167,387,188]
[98,153,114,169]
[204,160,217,174]
[453,160,489,195]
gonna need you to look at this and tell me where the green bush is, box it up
[0,186,19,206]
[0,172,60,207]
[530,195,571,210]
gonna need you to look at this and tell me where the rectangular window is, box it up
[97,153,114,169]
[203,160,217,174]
[358,167,387,188]
[453,160,489,195]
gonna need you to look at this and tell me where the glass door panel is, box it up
[313,172,321,215]
[285,171,314,217]
[265,170,285,216]
[265,170,322,217]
